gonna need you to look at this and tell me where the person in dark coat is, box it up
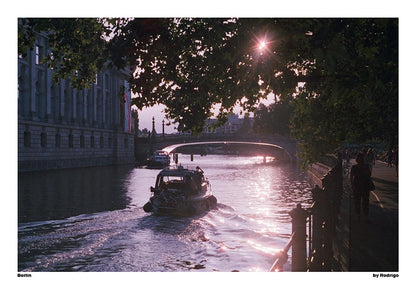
[350,152,373,223]
[387,149,393,167]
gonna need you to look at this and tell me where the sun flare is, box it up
[258,41,267,50]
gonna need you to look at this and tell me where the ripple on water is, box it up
[18,155,312,272]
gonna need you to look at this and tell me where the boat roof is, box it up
[158,166,203,177]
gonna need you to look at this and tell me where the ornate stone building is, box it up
[203,114,253,134]
[18,32,134,172]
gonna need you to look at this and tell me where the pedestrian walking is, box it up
[367,147,375,174]
[350,152,374,223]
[343,148,351,176]
[387,149,393,167]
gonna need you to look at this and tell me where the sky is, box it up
[137,94,277,134]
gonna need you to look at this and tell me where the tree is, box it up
[18,18,110,89]
[253,96,294,136]
[18,18,398,164]
[253,103,270,134]
[288,19,398,163]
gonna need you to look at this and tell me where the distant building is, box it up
[204,114,253,134]
[18,32,134,172]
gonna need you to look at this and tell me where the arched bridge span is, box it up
[161,141,293,162]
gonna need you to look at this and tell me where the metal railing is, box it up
[270,155,343,272]
[269,233,294,272]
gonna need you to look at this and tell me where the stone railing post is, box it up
[289,203,309,271]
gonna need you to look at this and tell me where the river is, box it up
[18,154,313,272]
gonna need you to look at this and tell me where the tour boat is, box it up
[143,165,217,216]
[146,150,170,168]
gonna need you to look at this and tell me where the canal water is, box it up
[18,154,313,272]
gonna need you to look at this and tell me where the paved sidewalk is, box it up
[348,160,398,271]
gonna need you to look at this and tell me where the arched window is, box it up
[40,132,47,148]
[80,134,85,148]
[55,133,61,148]
[68,134,74,148]
[24,131,31,147]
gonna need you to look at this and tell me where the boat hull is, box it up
[146,159,169,168]
[145,194,217,216]
[143,165,216,216]
[146,151,170,168]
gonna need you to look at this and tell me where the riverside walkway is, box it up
[347,160,398,271]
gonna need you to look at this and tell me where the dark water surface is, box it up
[18,154,312,272]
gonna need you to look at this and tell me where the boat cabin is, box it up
[152,166,204,194]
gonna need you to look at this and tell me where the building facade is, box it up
[18,32,134,172]
[204,114,253,134]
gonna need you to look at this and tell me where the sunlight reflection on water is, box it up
[18,154,312,272]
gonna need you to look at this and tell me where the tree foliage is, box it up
[18,18,110,89]
[288,19,398,163]
[18,18,398,163]
[253,96,293,136]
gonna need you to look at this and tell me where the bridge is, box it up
[161,141,293,162]
[135,133,298,163]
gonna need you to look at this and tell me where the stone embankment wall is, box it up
[18,120,134,172]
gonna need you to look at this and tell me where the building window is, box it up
[90,135,95,148]
[108,137,112,148]
[100,135,104,148]
[97,73,102,86]
[40,132,47,148]
[124,137,129,148]
[50,52,55,70]
[55,133,61,148]
[80,134,85,148]
[24,131,31,147]
[35,45,43,65]
[68,134,74,148]
[105,74,110,89]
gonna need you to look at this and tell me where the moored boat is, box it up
[143,165,217,216]
[146,150,170,168]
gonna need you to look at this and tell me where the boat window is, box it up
[157,175,186,189]
[156,176,185,187]
[163,176,184,183]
